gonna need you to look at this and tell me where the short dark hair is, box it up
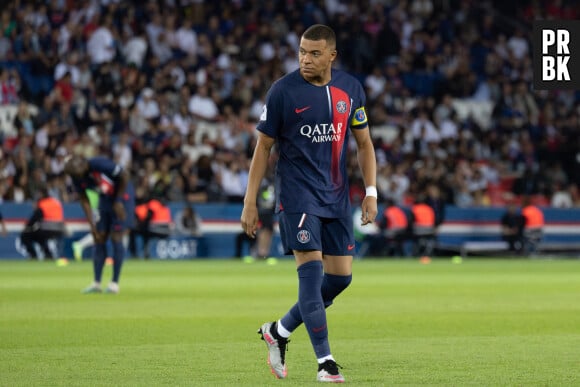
[303,24,336,48]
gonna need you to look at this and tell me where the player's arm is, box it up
[77,189,97,237]
[241,132,275,238]
[352,126,378,225]
[112,166,130,221]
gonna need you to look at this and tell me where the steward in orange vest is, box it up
[411,202,435,230]
[521,196,544,254]
[410,199,437,256]
[20,188,65,260]
[522,204,544,229]
[379,198,410,256]
[129,198,173,259]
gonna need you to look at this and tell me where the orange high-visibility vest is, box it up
[148,200,171,224]
[411,203,435,227]
[38,197,64,222]
[522,205,544,228]
[384,206,408,230]
[135,204,149,222]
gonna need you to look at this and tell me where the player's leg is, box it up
[105,197,132,293]
[268,215,354,382]
[20,230,39,260]
[142,228,152,259]
[36,231,55,260]
[83,209,109,294]
[257,212,315,378]
[106,229,124,294]
[313,216,353,382]
[258,254,326,381]
[73,233,94,261]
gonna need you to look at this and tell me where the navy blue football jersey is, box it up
[257,69,368,218]
[71,157,125,205]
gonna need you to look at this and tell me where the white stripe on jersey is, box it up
[325,86,332,117]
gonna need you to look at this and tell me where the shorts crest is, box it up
[297,229,311,244]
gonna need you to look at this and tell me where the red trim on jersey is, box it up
[328,86,350,187]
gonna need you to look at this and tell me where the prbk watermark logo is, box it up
[533,20,580,89]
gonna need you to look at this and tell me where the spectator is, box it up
[188,84,219,122]
[86,14,116,66]
[0,0,577,214]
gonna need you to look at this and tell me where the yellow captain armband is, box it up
[350,107,368,127]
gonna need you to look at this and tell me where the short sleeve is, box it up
[256,80,284,138]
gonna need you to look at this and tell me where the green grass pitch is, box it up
[1,257,579,386]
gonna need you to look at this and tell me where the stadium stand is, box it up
[1,1,580,257]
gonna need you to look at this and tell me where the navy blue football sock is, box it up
[93,243,107,283]
[111,241,124,283]
[296,260,330,358]
[321,273,352,308]
[280,273,352,333]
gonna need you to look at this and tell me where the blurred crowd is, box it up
[0,0,579,208]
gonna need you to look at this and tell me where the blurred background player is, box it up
[243,169,277,263]
[20,186,65,260]
[64,155,135,294]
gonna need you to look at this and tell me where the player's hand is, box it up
[114,201,126,221]
[360,196,378,226]
[90,225,105,244]
[240,204,259,238]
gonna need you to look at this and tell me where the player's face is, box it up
[299,38,337,86]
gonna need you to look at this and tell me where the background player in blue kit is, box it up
[65,155,135,294]
[241,24,378,383]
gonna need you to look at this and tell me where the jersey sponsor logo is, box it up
[295,106,311,114]
[351,107,367,126]
[297,229,311,244]
[336,100,347,114]
[300,123,343,143]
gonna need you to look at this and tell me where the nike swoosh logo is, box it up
[312,324,327,333]
[295,106,311,114]
[347,244,355,251]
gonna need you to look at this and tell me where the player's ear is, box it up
[329,49,337,62]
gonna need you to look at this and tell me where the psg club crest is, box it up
[336,100,347,114]
[297,230,311,244]
[355,108,366,122]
